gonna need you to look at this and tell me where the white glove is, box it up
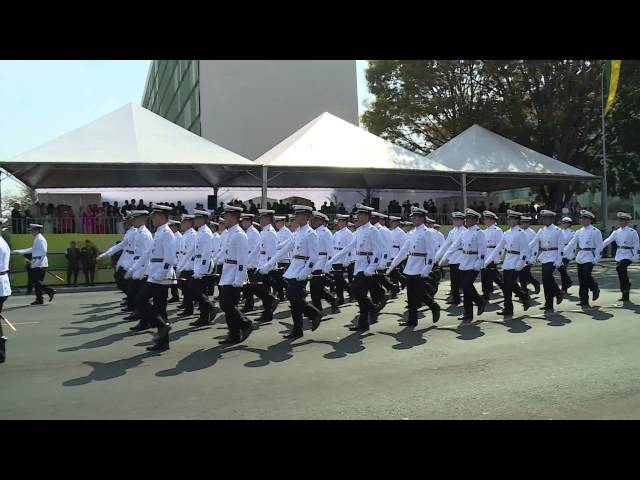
[96,254,105,260]
[124,270,133,280]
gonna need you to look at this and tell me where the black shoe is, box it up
[398,321,418,327]
[189,317,211,327]
[349,325,370,332]
[48,291,55,302]
[496,310,513,316]
[431,303,441,323]
[129,322,150,332]
[457,316,473,322]
[311,311,323,331]
[123,314,140,321]
[283,330,303,339]
[167,297,180,303]
[592,288,600,301]
[219,336,242,345]
[477,298,486,316]
[337,297,345,306]
[241,305,254,314]
[577,301,591,308]
[534,283,541,295]
[330,301,340,314]
[121,307,133,312]
[146,342,169,352]
[241,322,253,341]
[540,305,553,311]
[269,297,279,315]
[523,298,531,311]
[177,310,194,317]
[31,300,44,305]
[556,291,564,305]
[368,310,378,325]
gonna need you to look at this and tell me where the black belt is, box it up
[578,248,595,251]
[225,259,238,264]
[0,271,8,275]
[319,252,328,255]
[487,245,496,248]
[463,251,478,255]
[32,256,42,259]
[540,247,558,251]
[409,252,427,257]
[150,258,163,263]
[392,245,400,248]
[260,251,266,254]
[133,256,140,260]
[356,251,373,256]
[619,246,633,249]
[293,255,309,260]
[506,250,520,255]
[195,255,202,258]
[126,250,134,254]
[335,247,344,250]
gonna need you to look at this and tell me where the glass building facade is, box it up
[142,60,201,135]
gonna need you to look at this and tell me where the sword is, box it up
[0,314,16,331]
[25,259,65,283]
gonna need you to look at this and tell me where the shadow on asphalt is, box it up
[155,345,245,376]
[71,312,123,324]
[63,352,157,386]
[60,320,128,337]
[308,331,375,359]
[58,330,139,352]
[233,338,315,367]
[377,325,436,350]
[437,322,486,341]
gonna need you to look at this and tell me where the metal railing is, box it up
[9,216,130,234]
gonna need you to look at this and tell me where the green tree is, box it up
[362,60,637,210]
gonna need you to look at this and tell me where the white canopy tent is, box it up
[0,103,260,190]
[425,124,597,208]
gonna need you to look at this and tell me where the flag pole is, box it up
[601,62,608,233]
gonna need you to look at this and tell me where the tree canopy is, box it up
[362,60,639,210]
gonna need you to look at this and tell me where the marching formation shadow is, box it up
[63,352,157,386]
[377,325,435,350]
[59,330,139,352]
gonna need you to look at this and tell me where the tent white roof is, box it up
[250,112,460,190]
[1,103,259,189]
[425,124,596,190]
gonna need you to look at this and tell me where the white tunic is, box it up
[442,224,486,271]
[269,223,319,280]
[256,224,278,271]
[193,224,214,278]
[218,224,249,287]
[129,225,154,279]
[388,224,435,276]
[529,224,564,265]
[602,226,640,262]
[276,226,293,264]
[97,225,136,269]
[332,226,354,266]
[0,235,12,296]
[560,227,575,250]
[314,225,333,272]
[390,226,408,263]
[214,228,228,266]
[245,225,261,270]
[376,224,393,269]
[207,232,221,274]
[435,225,467,265]
[177,228,196,272]
[483,224,504,264]
[485,226,530,271]
[173,230,183,268]
[327,222,384,276]
[563,225,604,264]
[146,223,177,286]
[13,233,48,268]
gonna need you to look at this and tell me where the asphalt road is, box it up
[1,262,639,420]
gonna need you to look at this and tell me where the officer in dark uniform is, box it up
[65,241,81,286]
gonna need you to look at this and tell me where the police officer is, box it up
[176,214,197,316]
[240,213,261,313]
[217,204,253,345]
[436,212,466,305]
[518,216,541,295]
[480,210,505,301]
[188,208,218,327]
[11,223,56,305]
[602,212,640,302]
[261,205,323,339]
[386,207,441,325]
[311,211,339,313]
[563,210,603,308]
[558,217,575,293]
[167,219,182,303]
[326,204,385,331]
[331,214,354,304]
[439,209,487,322]
[130,204,176,352]
[529,210,565,311]
[484,210,532,316]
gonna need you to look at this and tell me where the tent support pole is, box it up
[461,173,468,211]
[212,186,218,211]
[261,166,268,209]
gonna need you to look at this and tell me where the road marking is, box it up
[12,321,40,325]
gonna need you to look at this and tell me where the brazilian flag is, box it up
[603,60,622,115]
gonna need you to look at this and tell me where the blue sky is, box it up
[0,60,372,194]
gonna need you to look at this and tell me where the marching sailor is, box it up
[528,210,565,311]
[189,208,218,327]
[518,216,541,295]
[250,209,280,323]
[435,211,466,305]
[167,219,182,303]
[0,218,12,315]
[311,211,339,314]
[329,214,353,305]
[480,210,505,301]
[273,215,292,302]
[97,214,135,300]
[11,223,56,305]
[602,212,640,302]
[388,216,407,293]
[122,210,152,319]
[176,214,196,316]
[240,213,261,313]
[558,217,575,293]
[386,207,441,325]
[563,210,603,308]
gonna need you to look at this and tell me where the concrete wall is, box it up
[199,60,358,159]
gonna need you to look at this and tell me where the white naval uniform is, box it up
[97,225,136,269]
[390,226,408,264]
[388,224,435,276]
[435,225,467,265]
[276,226,293,265]
[327,222,384,276]
[173,230,183,270]
[214,228,229,266]
[483,224,504,263]
[563,225,604,264]
[444,224,486,271]
[218,224,249,287]
[146,224,177,285]
[245,225,261,270]
[560,227,575,252]
[485,226,530,271]
[129,225,153,279]
[208,231,221,274]
[602,226,640,262]
[521,227,537,263]
[177,227,197,273]
[193,224,214,279]
[374,223,392,269]
[314,224,333,272]
[332,225,354,266]
[13,233,48,268]
[529,224,564,266]
[268,223,319,281]
[256,224,278,272]
[0,235,12,297]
